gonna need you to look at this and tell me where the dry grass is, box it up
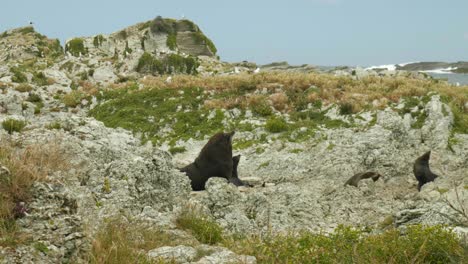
[135,72,467,116]
[89,217,195,264]
[0,139,70,247]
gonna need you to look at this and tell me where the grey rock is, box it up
[147,245,197,263]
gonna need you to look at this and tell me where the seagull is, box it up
[253,67,260,74]
[166,76,172,83]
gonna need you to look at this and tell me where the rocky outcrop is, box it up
[174,95,468,235]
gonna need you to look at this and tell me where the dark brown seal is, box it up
[344,171,382,187]
[180,131,235,191]
[413,151,439,191]
[228,154,252,187]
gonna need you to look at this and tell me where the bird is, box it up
[253,67,260,74]
[28,21,34,25]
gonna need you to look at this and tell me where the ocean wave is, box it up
[419,67,458,74]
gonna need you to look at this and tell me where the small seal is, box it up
[413,151,439,191]
[344,171,382,187]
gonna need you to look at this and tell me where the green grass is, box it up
[265,117,288,133]
[223,225,467,264]
[169,146,186,154]
[46,122,62,130]
[176,207,223,245]
[89,86,226,144]
[2,119,26,134]
[89,84,353,146]
[11,67,28,83]
[32,71,48,86]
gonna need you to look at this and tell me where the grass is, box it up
[14,83,33,92]
[176,206,223,245]
[222,224,467,264]
[2,119,26,134]
[169,146,186,154]
[265,116,288,133]
[87,207,468,264]
[62,90,88,108]
[88,72,467,147]
[11,67,28,83]
[89,217,195,264]
[0,140,70,247]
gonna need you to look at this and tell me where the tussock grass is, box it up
[2,119,26,134]
[90,72,467,147]
[223,225,467,264]
[0,139,70,247]
[139,72,466,117]
[89,217,193,264]
[176,206,223,245]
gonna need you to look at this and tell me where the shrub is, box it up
[136,52,160,74]
[166,33,177,50]
[265,117,288,133]
[2,119,26,134]
[65,38,87,57]
[46,121,62,130]
[339,102,354,115]
[32,71,48,86]
[10,67,27,83]
[62,91,86,108]
[192,32,217,54]
[26,93,42,103]
[176,206,223,245]
[14,83,32,92]
[136,52,199,75]
[249,97,272,117]
[93,35,105,47]
[149,16,176,35]
[123,41,132,56]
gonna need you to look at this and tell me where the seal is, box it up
[180,131,235,191]
[344,171,381,187]
[413,151,439,191]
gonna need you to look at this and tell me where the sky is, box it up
[1,0,467,66]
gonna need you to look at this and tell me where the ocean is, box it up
[426,73,468,86]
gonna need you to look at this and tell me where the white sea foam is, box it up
[419,67,457,74]
[365,64,396,71]
[398,61,420,67]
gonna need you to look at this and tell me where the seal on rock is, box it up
[180,131,235,191]
[344,171,382,187]
[413,151,439,191]
[228,154,252,187]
